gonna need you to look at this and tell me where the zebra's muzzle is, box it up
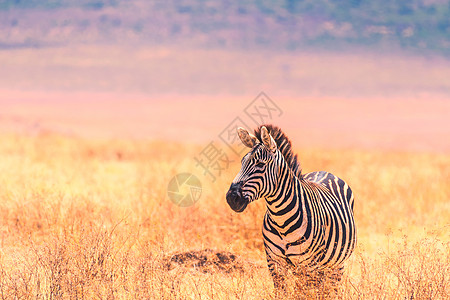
[226,182,248,213]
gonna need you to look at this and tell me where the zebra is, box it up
[226,124,356,290]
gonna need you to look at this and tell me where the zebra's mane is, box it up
[254,124,302,179]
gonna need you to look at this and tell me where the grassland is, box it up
[0,132,448,299]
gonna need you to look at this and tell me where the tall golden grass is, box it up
[0,132,448,299]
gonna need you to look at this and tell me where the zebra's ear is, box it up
[237,127,257,148]
[261,126,277,152]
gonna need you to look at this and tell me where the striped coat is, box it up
[226,125,356,289]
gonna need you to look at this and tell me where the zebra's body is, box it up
[226,125,356,289]
[263,171,356,283]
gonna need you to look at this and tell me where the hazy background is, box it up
[1,0,449,151]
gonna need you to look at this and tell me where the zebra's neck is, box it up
[264,161,305,233]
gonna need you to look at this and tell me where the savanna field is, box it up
[0,132,448,299]
[1,0,450,298]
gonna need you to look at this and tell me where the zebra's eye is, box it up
[255,161,265,168]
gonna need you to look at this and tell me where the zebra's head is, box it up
[226,126,280,213]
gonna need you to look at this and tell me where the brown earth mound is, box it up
[164,249,248,274]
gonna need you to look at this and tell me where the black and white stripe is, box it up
[226,125,356,289]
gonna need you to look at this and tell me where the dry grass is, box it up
[0,132,448,299]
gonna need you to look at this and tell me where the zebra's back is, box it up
[303,171,355,211]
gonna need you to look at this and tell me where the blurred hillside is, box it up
[1,0,449,55]
[1,1,449,150]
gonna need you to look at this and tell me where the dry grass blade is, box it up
[0,133,448,299]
